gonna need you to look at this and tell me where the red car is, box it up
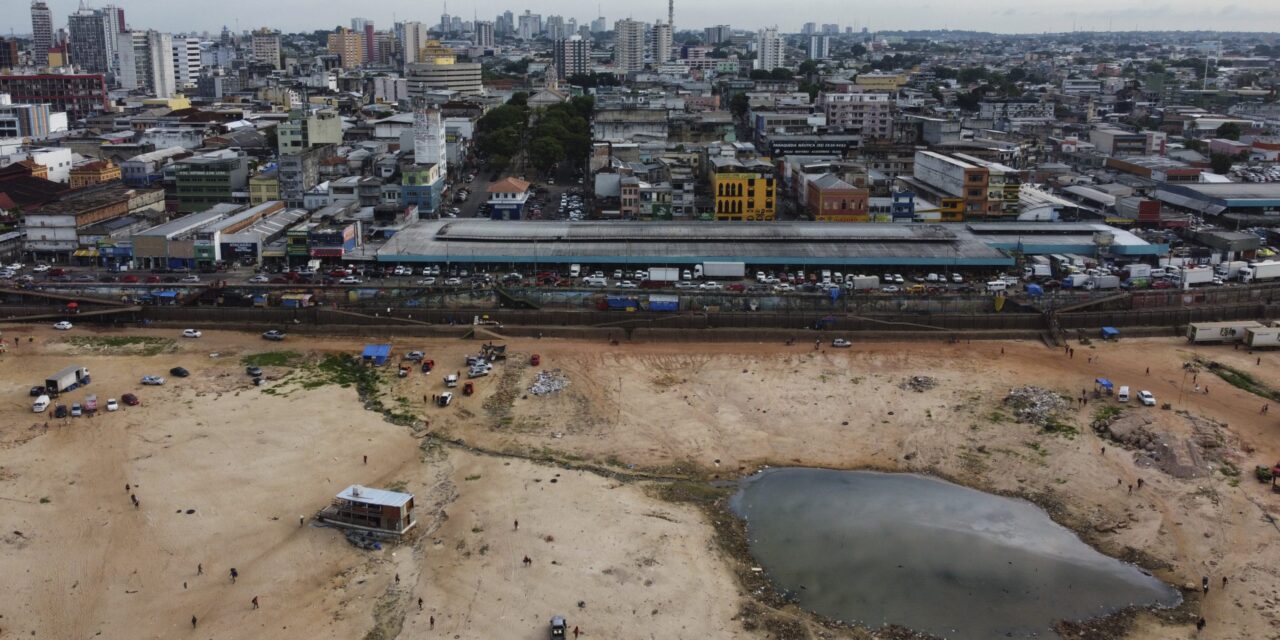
[1153,279,1173,289]
[726,283,746,292]
[328,268,349,277]
[145,275,161,283]
[121,274,140,283]
[121,393,140,406]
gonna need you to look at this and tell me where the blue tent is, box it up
[1095,378,1113,391]
[1101,327,1120,339]
[1026,283,1044,297]
[361,344,392,366]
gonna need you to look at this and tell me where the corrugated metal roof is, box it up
[336,484,413,507]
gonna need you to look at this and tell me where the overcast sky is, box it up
[8,0,1280,35]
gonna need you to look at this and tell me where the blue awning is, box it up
[1101,327,1120,337]
[1095,378,1113,390]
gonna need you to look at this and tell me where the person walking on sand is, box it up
[429,615,435,629]
[523,555,531,567]
[418,597,423,611]
[1197,617,1206,632]
[198,563,203,575]
[252,596,259,609]
[363,454,367,464]
[574,625,580,638]
[191,615,197,628]
[1202,576,1210,594]
[1145,367,1150,375]
[514,519,519,531]
[230,567,238,584]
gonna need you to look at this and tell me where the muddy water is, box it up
[730,468,1180,639]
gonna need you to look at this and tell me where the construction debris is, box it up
[529,370,570,396]
[899,376,938,392]
[1003,386,1072,426]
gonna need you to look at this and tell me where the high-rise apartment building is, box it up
[500,10,514,35]
[554,35,588,79]
[171,37,202,87]
[517,11,542,40]
[544,15,566,41]
[474,21,495,48]
[327,28,364,69]
[614,19,646,72]
[251,28,281,69]
[821,23,839,34]
[68,7,116,74]
[439,12,451,34]
[402,21,429,64]
[117,30,175,97]
[0,74,108,120]
[807,35,830,60]
[406,59,484,97]
[754,27,783,71]
[31,2,53,67]
[590,16,607,33]
[652,22,673,64]
[704,25,731,44]
[0,38,18,70]
[802,22,817,35]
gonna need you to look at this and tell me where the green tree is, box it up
[798,60,820,77]
[729,93,750,120]
[770,67,793,80]
[528,136,565,174]
[749,69,772,80]
[1209,152,1234,174]
[508,92,529,107]
[1216,122,1242,140]
[848,44,867,57]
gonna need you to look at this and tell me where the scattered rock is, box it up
[529,370,570,396]
[1003,386,1072,426]
[899,376,938,392]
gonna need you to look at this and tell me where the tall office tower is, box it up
[567,18,577,36]
[118,30,175,97]
[251,28,281,69]
[327,27,365,69]
[402,21,429,64]
[652,22,673,64]
[474,21,495,48]
[351,18,370,32]
[363,22,375,61]
[171,37,202,87]
[590,16,606,33]
[500,10,514,35]
[704,25,731,44]
[802,22,817,35]
[440,12,451,34]
[31,1,53,67]
[545,15,566,41]
[754,27,783,70]
[517,11,542,40]
[821,23,839,34]
[413,100,446,170]
[68,7,115,74]
[553,35,588,78]
[807,35,830,60]
[614,19,646,72]
[668,0,674,33]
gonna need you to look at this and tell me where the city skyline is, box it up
[6,0,1280,36]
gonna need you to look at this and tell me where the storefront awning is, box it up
[72,249,99,257]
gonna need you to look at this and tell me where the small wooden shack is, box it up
[319,485,416,535]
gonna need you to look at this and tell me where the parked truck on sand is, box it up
[701,262,746,279]
[45,365,90,394]
[1186,321,1266,343]
[1245,326,1280,348]
[1241,261,1280,283]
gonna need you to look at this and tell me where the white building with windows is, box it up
[755,27,783,71]
[171,37,203,88]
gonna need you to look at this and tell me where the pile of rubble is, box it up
[1002,386,1072,426]
[899,376,938,392]
[529,370,570,396]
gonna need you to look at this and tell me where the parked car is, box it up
[53,321,73,330]
[262,329,286,341]
[832,338,852,348]
[1138,390,1156,406]
[29,386,45,396]
[140,375,165,385]
[182,329,202,338]
[338,276,362,284]
[106,398,119,412]
[245,366,262,377]
[249,275,271,283]
[54,404,68,418]
[405,351,425,361]
[169,367,190,378]
[71,403,82,417]
[444,277,462,286]
[181,275,201,283]
[417,277,437,285]
[121,274,140,283]
[122,393,140,406]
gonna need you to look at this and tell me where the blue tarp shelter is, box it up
[1095,378,1113,391]
[1101,327,1120,340]
[362,344,392,366]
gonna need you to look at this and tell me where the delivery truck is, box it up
[1062,274,1092,289]
[701,261,746,279]
[1023,263,1052,279]
[1240,260,1280,283]
[1186,321,1266,343]
[44,365,90,394]
[1245,326,1280,348]
[1215,261,1247,280]
[1091,275,1121,290]
[1178,267,1214,287]
[1124,264,1152,279]
[647,267,680,283]
[846,275,880,291]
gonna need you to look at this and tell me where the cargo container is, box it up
[1123,264,1151,279]
[647,267,680,282]
[1240,261,1280,283]
[648,295,679,312]
[1215,261,1247,280]
[1177,267,1214,287]
[1186,321,1266,343]
[847,275,880,291]
[701,262,746,278]
[45,365,90,394]
[1091,275,1121,290]
[1062,274,1092,289]
[1245,326,1280,348]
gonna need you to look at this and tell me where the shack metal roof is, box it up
[336,485,413,507]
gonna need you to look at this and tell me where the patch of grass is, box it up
[1092,405,1123,423]
[68,335,174,356]
[653,481,730,505]
[1203,359,1280,402]
[241,351,302,368]
[1219,461,1240,478]
[39,496,50,504]
[464,474,482,481]
[1041,418,1079,438]
[385,480,408,492]
[988,410,1009,423]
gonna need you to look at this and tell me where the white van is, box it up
[569,264,581,277]
[32,394,50,413]
[1117,386,1131,402]
[821,270,832,283]
[584,276,608,287]
[986,280,1009,292]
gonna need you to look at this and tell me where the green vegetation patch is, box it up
[1202,359,1280,402]
[241,351,303,368]
[67,335,175,356]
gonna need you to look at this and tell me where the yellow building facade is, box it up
[712,172,776,221]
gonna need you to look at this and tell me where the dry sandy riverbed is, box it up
[1,325,1279,639]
